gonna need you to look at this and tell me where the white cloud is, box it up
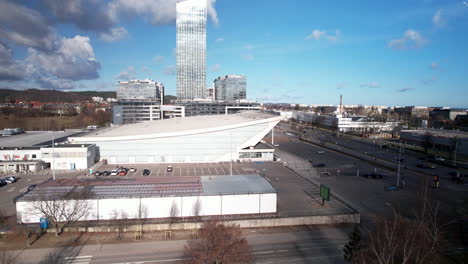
[115,66,136,80]
[210,64,221,72]
[163,65,176,75]
[215,37,224,43]
[388,29,427,50]
[360,82,381,88]
[306,29,341,43]
[241,53,254,61]
[0,42,24,81]
[430,62,438,70]
[108,0,219,26]
[397,87,414,93]
[99,27,128,42]
[432,9,445,28]
[154,55,164,63]
[422,76,438,85]
[27,35,101,81]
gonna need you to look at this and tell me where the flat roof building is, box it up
[69,111,280,164]
[16,174,277,223]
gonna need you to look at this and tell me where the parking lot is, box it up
[97,162,258,177]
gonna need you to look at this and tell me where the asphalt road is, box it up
[12,226,352,264]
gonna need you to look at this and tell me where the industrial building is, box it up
[69,112,280,164]
[214,75,247,101]
[112,101,185,125]
[16,174,277,223]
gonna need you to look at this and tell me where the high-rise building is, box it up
[214,75,247,101]
[116,79,164,101]
[176,0,207,100]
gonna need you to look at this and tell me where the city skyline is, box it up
[0,0,467,107]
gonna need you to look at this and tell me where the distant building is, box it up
[176,100,260,117]
[400,129,468,156]
[206,87,216,100]
[113,79,175,125]
[92,97,104,102]
[176,0,207,100]
[213,75,247,101]
[116,79,164,101]
[429,108,468,128]
[394,106,429,120]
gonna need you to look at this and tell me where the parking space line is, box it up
[207,167,212,175]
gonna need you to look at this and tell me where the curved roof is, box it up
[69,112,281,142]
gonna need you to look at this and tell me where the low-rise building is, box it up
[400,129,468,156]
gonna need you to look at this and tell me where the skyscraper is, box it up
[176,0,207,100]
[214,75,247,101]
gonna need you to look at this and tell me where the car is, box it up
[3,176,17,184]
[110,170,118,176]
[166,166,173,172]
[317,150,325,154]
[118,170,127,176]
[417,163,436,169]
[434,156,445,162]
[143,169,151,176]
[321,171,331,176]
[102,171,111,176]
[94,171,102,176]
[314,163,326,168]
[364,173,386,179]
[0,179,6,187]
[130,168,137,172]
[273,143,279,147]
[27,184,37,191]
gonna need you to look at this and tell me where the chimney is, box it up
[339,94,343,114]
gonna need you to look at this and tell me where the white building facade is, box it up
[70,112,281,164]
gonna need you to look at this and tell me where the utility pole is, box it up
[271,126,274,145]
[396,142,402,188]
[453,138,458,167]
[52,132,56,180]
[230,132,233,176]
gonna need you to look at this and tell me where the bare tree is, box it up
[111,210,130,240]
[184,219,252,264]
[135,201,148,240]
[354,180,449,264]
[28,187,93,237]
[166,201,179,239]
[192,198,202,221]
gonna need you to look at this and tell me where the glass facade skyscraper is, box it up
[176,0,207,100]
[116,79,164,100]
[214,75,247,101]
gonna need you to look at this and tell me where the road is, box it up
[11,226,352,264]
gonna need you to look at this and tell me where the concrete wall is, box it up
[16,193,277,224]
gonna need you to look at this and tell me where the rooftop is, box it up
[75,111,278,138]
[0,131,85,147]
[16,174,276,201]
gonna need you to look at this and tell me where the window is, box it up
[32,154,37,159]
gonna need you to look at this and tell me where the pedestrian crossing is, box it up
[64,255,93,264]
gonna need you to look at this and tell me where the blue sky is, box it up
[0,0,467,107]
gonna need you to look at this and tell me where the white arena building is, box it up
[16,174,277,223]
[69,112,281,164]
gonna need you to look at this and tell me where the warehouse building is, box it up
[16,174,277,223]
[69,111,280,164]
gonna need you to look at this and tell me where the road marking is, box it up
[253,251,275,255]
[277,249,288,252]
[111,258,186,264]
[64,255,92,264]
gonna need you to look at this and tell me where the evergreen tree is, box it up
[343,224,361,262]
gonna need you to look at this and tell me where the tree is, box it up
[192,198,202,221]
[28,188,93,237]
[343,224,361,262]
[184,219,252,264]
[111,210,130,240]
[422,132,432,154]
[135,202,148,240]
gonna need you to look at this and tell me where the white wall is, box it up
[16,193,277,223]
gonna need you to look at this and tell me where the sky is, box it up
[0,0,467,107]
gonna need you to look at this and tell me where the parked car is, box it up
[321,171,331,176]
[118,170,127,176]
[143,169,151,176]
[317,150,325,154]
[102,171,111,176]
[166,166,173,172]
[94,171,102,176]
[130,168,137,172]
[364,173,386,179]
[314,163,326,168]
[27,184,37,191]
[3,176,17,184]
[110,170,118,176]
[0,179,7,187]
